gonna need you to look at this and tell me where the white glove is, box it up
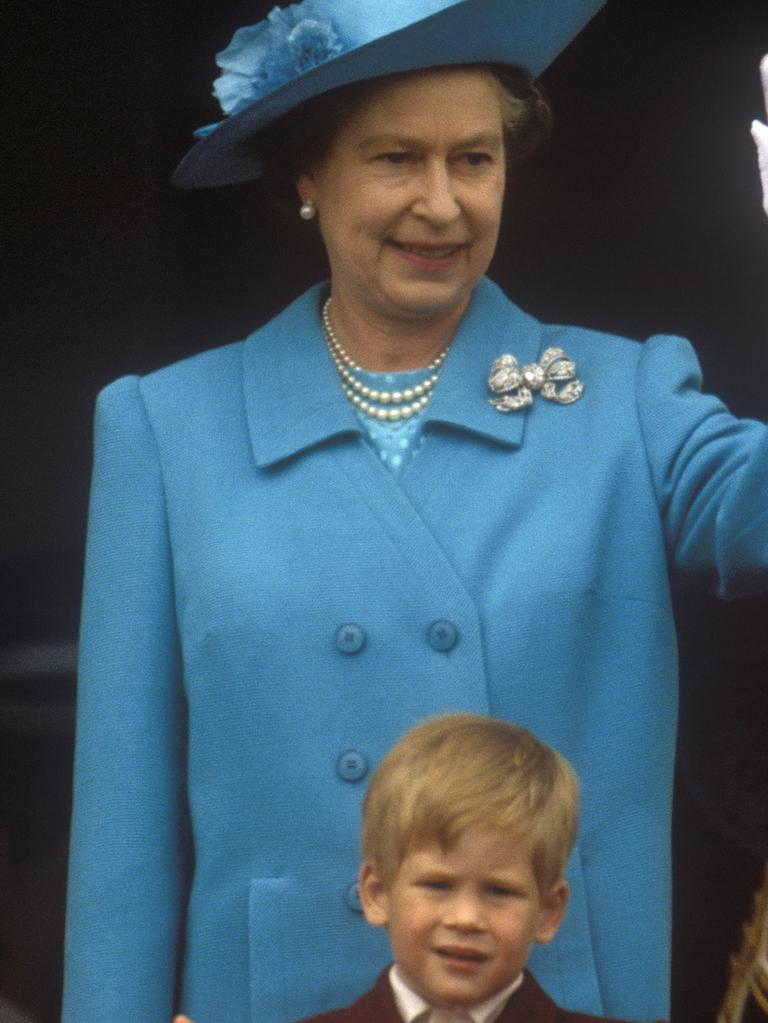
[751,54,768,219]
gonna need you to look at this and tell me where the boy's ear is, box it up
[358,860,391,928]
[534,879,569,945]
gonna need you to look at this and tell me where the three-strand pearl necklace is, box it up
[321,298,450,422]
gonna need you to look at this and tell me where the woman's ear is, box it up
[296,172,315,206]
[358,860,391,928]
[534,879,569,945]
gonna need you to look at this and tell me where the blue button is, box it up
[345,882,363,913]
[336,624,366,654]
[336,750,368,782]
[427,619,459,652]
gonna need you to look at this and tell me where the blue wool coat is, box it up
[63,279,768,1023]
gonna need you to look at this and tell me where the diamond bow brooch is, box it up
[487,349,584,412]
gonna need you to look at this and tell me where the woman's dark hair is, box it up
[257,64,552,212]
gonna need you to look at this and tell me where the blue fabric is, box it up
[351,367,430,476]
[63,279,768,1023]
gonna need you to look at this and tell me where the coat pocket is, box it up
[248,876,389,1023]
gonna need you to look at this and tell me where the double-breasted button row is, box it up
[335,620,460,654]
[345,882,363,913]
[335,624,366,654]
[427,619,459,651]
[336,749,368,782]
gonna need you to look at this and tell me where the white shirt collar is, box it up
[388,964,524,1023]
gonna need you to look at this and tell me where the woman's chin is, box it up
[375,276,477,325]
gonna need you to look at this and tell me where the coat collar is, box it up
[334,968,560,1023]
[243,277,544,469]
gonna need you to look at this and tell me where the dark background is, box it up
[2,1,768,1020]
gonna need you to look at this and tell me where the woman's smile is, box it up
[388,239,468,272]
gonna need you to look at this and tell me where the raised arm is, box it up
[751,54,768,218]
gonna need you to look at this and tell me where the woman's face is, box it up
[297,68,507,328]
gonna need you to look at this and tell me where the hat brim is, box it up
[173,0,605,189]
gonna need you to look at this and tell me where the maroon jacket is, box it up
[291,969,666,1023]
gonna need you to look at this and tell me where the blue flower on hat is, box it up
[288,18,343,72]
[211,1,345,119]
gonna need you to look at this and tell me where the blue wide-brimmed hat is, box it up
[173,0,606,189]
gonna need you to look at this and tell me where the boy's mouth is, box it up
[434,945,489,964]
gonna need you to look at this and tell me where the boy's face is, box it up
[359,825,568,1009]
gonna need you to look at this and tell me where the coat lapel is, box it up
[346,969,403,1023]
[496,972,560,1023]
[422,276,544,449]
[242,283,361,469]
[396,276,545,515]
[333,970,562,1023]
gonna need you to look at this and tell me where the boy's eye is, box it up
[487,885,514,897]
[376,152,410,165]
[420,879,450,890]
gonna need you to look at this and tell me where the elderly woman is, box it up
[62,3,768,1023]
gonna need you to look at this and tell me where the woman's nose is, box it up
[412,162,461,224]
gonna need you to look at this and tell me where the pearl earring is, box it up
[299,200,317,220]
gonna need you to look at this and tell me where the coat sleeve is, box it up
[63,375,188,1022]
[636,334,768,597]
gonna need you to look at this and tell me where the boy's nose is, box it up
[443,893,484,930]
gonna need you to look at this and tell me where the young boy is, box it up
[290,713,664,1023]
[176,713,664,1023]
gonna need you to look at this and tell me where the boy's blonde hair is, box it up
[361,713,579,891]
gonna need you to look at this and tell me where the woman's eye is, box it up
[463,152,492,167]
